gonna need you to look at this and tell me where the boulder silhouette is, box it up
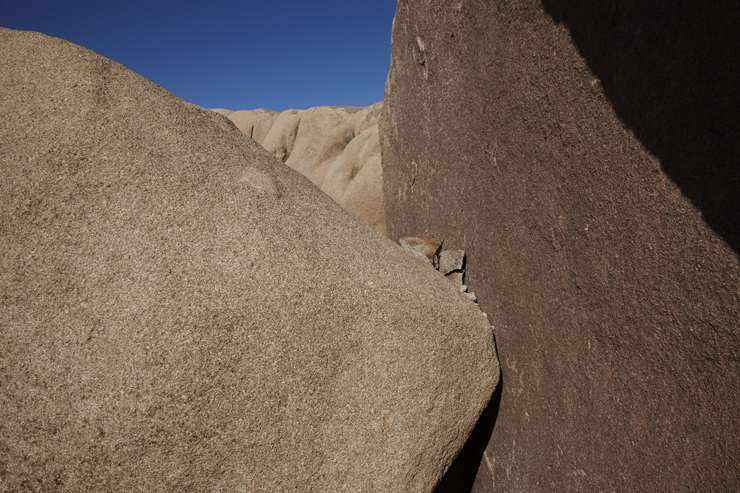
[0,28,499,492]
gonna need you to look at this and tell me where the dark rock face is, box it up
[381,1,740,491]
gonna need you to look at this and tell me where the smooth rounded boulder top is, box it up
[0,28,499,492]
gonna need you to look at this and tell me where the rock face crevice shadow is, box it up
[540,0,740,254]
[435,376,502,493]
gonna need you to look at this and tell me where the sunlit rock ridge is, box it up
[213,103,385,235]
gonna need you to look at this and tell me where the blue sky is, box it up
[1,0,396,112]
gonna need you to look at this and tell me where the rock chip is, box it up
[439,250,465,276]
[0,28,499,492]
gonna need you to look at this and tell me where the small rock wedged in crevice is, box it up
[399,237,482,312]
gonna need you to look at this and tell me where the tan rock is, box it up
[311,124,356,187]
[348,101,384,135]
[322,125,386,235]
[0,28,498,492]
[285,106,355,182]
[400,237,444,268]
[214,102,386,235]
[210,107,233,117]
[260,108,301,162]
[226,108,278,143]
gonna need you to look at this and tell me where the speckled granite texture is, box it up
[0,28,499,492]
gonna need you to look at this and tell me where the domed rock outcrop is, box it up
[0,28,498,492]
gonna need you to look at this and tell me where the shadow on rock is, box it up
[540,0,740,253]
[436,374,502,493]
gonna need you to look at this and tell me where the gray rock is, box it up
[439,250,465,276]
[445,271,464,287]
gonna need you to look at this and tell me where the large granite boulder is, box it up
[381,1,740,491]
[0,28,499,492]
[213,103,386,235]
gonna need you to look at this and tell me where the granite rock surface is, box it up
[0,28,499,492]
[381,1,740,491]
[213,103,385,235]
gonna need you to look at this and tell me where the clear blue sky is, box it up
[1,1,397,112]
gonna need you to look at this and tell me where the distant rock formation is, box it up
[213,103,385,235]
[0,28,498,491]
[382,1,740,491]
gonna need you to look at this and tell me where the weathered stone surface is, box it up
[259,108,302,163]
[382,1,740,491]
[0,28,499,492]
[400,238,432,265]
[212,108,279,143]
[321,125,385,235]
[445,270,464,287]
[439,250,465,276]
[214,103,385,234]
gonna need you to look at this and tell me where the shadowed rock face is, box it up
[213,103,386,235]
[381,1,740,491]
[0,28,498,492]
